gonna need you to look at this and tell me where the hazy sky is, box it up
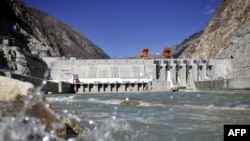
[22,0,222,58]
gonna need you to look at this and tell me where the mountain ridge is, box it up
[176,0,250,60]
[0,0,109,77]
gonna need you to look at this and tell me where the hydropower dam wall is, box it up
[42,57,244,93]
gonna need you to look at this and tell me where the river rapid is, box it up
[46,91,250,141]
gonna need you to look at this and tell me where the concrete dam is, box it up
[43,57,238,93]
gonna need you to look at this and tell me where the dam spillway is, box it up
[43,57,232,93]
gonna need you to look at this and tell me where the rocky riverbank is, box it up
[0,76,88,140]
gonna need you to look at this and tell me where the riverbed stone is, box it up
[0,76,35,101]
[0,76,89,139]
[61,116,89,138]
[121,100,140,106]
[25,100,89,139]
[1,96,89,140]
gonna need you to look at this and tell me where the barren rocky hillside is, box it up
[178,0,250,60]
[0,0,109,78]
[172,30,203,58]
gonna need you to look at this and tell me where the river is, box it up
[46,91,250,141]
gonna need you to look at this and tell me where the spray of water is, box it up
[0,61,66,141]
[0,61,140,141]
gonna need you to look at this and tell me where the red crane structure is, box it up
[140,47,150,59]
[162,47,172,59]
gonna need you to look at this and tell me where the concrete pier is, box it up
[71,82,149,93]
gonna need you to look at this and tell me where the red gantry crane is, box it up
[163,47,172,59]
[140,47,150,59]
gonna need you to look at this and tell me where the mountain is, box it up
[172,30,203,58]
[1,0,110,59]
[177,0,250,60]
[0,0,109,78]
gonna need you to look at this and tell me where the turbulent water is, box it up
[46,91,250,141]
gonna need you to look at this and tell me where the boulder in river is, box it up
[121,99,140,106]
[0,76,35,101]
[0,76,89,140]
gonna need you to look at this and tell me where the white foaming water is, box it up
[139,101,165,107]
[0,66,68,141]
[76,118,134,141]
[0,116,62,141]
[182,104,250,111]
[46,96,77,102]
[45,91,250,140]
[0,93,66,141]
[87,98,165,107]
[87,98,123,105]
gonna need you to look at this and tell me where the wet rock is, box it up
[121,100,140,106]
[25,99,89,139]
[61,116,89,138]
[0,96,64,138]
[0,76,89,140]
[25,101,60,132]
[0,76,35,101]
[0,91,89,140]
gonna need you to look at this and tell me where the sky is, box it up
[22,0,222,58]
